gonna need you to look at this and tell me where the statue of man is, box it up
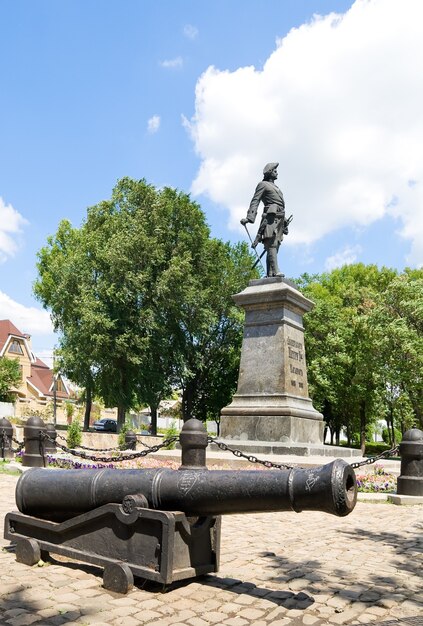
[241,162,290,278]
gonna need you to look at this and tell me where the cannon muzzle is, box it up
[16,459,356,522]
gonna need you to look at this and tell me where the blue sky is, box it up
[1,0,422,361]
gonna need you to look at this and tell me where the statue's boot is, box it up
[267,247,284,277]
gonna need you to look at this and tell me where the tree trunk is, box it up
[335,428,340,446]
[83,386,92,431]
[117,405,126,432]
[150,405,158,436]
[182,384,193,422]
[215,414,221,437]
[360,401,366,455]
[389,407,395,446]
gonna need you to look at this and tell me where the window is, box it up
[9,340,23,355]
[54,378,65,393]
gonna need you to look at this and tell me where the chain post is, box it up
[0,419,14,460]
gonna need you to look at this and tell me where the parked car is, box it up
[93,418,117,432]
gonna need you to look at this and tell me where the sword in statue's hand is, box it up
[241,219,266,274]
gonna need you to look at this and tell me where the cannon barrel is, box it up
[16,459,356,521]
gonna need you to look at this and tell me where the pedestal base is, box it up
[211,438,362,458]
[221,277,326,451]
[220,413,324,445]
[388,494,423,506]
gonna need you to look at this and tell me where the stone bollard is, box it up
[44,423,57,455]
[0,417,14,460]
[179,418,208,470]
[22,416,47,468]
[124,430,137,451]
[396,428,423,497]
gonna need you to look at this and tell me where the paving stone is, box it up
[360,591,382,602]
[1,475,423,626]
[186,618,209,626]
[34,608,58,619]
[233,594,260,605]
[328,609,362,624]
[132,609,163,621]
[327,596,351,609]
[108,596,138,606]
[5,612,42,626]
[200,611,230,623]
[302,616,320,625]
[3,610,29,618]
[357,614,378,623]
[112,617,141,626]
[366,606,388,616]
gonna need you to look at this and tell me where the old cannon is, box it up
[4,419,357,593]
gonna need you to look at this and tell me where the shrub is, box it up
[64,401,75,421]
[163,421,179,449]
[67,418,82,449]
[118,422,130,449]
[381,427,402,445]
[364,441,397,456]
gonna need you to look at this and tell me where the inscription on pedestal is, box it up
[286,337,307,394]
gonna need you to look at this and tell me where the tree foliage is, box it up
[0,357,21,402]
[298,264,423,448]
[34,177,257,431]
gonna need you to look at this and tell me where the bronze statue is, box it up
[241,162,291,278]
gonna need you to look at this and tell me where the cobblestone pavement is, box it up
[1,473,422,626]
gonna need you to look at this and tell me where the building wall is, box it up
[0,402,15,418]
[14,397,70,426]
[4,337,32,398]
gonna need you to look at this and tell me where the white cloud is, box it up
[0,291,53,336]
[186,0,423,267]
[147,115,161,134]
[325,245,362,271]
[183,24,198,40]
[0,197,28,263]
[160,56,183,69]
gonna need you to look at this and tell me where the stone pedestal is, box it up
[221,277,324,447]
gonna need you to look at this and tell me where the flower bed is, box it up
[355,464,396,493]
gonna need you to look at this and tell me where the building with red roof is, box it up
[0,319,70,421]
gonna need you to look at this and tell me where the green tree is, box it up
[368,268,423,431]
[0,357,21,402]
[298,264,398,451]
[34,177,257,432]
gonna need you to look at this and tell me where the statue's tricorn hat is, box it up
[263,162,279,175]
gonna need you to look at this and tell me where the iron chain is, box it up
[350,446,400,469]
[42,431,178,463]
[0,430,25,454]
[5,427,400,470]
[208,437,296,470]
[209,437,400,471]
[11,436,25,453]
